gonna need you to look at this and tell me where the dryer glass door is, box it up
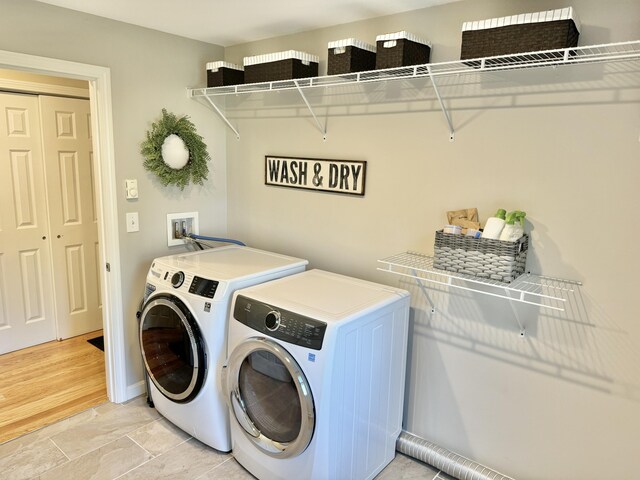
[140,295,206,403]
[225,338,314,458]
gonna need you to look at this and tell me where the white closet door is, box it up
[39,95,101,340]
[0,92,57,354]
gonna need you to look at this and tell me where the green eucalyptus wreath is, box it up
[141,109,210,190]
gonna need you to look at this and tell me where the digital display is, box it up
[189,276,219,299]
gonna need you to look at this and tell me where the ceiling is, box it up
[35,0,460,47]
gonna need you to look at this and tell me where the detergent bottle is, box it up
[499,211,526,242]
[481,208,506,239]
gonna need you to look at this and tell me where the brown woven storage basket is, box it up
[244,58,318,84]
[376,38,431,69]
[207,67,244,88]
[328,45,376,75]
[461,19,579,61]
[433,230,528,284]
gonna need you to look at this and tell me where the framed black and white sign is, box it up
[265,156,366,196]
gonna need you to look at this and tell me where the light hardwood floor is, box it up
[0,331,108,443]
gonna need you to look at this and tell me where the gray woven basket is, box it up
[433,230,528,283]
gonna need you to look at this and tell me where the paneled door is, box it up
[0,92,57,354]
[39,95,101,340]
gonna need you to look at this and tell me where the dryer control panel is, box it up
[234,295,327,350]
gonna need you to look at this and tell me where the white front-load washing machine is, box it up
[139,245,307,452]
[223,269,410,480]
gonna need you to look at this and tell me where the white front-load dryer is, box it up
[139,245,307,452]
[223,269,410,480]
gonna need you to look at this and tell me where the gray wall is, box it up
[224,0,640,478]
[0,0,227,386]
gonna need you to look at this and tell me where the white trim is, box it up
[328,38,376,53]
[206,61,243,72]
[126,380,147,400]
[243,50,319,66]
[376,31,431,47]
[0,77,89,98]
[0,49,126,403]
[462,7,581,33]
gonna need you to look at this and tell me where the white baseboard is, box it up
[125,380,147,402]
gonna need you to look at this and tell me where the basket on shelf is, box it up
[375,31,431,69]
[243,50,319,83]
[327,38,376,75]
[206,61,244,87]
[460,7,580,62]
[433,230,528,284]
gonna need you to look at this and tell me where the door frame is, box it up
[0,49,126,403]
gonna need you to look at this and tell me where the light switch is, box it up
[125,179,138,199]
[126,212,139,232]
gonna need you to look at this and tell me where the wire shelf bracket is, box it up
[426,64,455,141]
[293,79,327,140]
[200,93,240,140]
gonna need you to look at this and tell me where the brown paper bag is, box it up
[446,208,481,231]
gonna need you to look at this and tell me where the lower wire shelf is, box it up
[377,251,581,312]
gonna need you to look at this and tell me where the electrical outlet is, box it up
[166,212,199,246]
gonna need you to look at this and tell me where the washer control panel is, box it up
[189,276,219,299]
[234,295,327,350]
[148,263,219,299]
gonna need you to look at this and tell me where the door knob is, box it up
[57,234,63,238]
[42,236,46,240]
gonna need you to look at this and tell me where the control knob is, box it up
[171,271,185,288]
[265,311,281,331]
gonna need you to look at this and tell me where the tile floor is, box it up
[0,396,453,480]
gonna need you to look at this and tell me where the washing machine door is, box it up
[139,294,206,403]
[224,337,315,458]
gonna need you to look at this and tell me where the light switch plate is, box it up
[126,212,139,232]
[125,179,138,199]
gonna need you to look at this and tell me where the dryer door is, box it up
[224,338,315,458]
[139,294,206,403]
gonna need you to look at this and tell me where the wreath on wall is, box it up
[141,109,210,190]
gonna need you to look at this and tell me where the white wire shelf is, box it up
[188,40,640,141]
[189,41,640,98]
[377,251,582,312]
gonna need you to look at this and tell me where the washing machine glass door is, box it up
[140,294,206,403]
[225,338,314,458]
